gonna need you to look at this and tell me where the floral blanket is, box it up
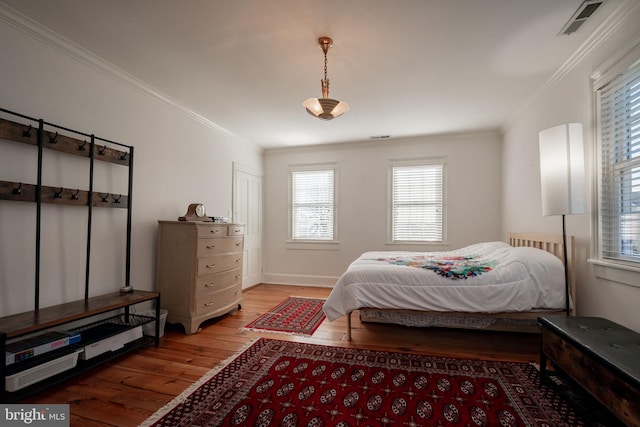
[323,242,567,321]
[374,254,496,280]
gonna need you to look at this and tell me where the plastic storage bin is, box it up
[141,309,168,337]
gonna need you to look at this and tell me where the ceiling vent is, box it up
[558,0,604,36]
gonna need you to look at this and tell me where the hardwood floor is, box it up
[21,284,541,426]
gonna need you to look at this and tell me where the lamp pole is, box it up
[562,214,570,316]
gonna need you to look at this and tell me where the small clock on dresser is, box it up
[178,203,212,222]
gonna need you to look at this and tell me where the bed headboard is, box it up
[507,232,575,315]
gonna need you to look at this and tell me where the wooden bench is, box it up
[539,316,640,427]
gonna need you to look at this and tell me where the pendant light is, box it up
[303,37,349,120]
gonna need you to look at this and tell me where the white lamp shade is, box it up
[538,123,586,216]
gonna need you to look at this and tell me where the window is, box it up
[390,159,446,242]
[596,54,640,264]
[290,165,336,241]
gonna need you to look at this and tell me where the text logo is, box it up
[1,405,69,426]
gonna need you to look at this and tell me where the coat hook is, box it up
[78,140,87,151]
[49,132,58,144]
[101,193,110,203]
[98,145,107,155]
[22,125,32,138]
[13,182,22,195]
[112,194,122,204]
[119,152,128,161]
[71,189,80,200]
[54,187,63,198]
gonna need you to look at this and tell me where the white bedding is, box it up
[323,241,566,321]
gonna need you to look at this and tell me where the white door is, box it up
[233,163,263,288]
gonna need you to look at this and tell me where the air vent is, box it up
[558,0,604,36]
[370,135,390,140]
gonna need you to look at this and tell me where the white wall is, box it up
[264,132,502,286]
[0,18,263,316]
[501,5,640,332]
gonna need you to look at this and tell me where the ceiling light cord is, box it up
[321,39,330,98]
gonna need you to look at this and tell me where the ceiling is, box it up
[0,0,623,148]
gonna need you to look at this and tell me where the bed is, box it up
[323,233,574,340]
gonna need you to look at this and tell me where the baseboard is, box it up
[262,273,337,287]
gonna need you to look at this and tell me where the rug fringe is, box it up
[138,337,262,427]
[240,327,318,337]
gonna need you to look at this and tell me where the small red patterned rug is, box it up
[242,296,326,336]
[141,338,593,426]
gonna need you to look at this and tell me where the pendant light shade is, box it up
[303,97,350,120]
[303,37,349,120]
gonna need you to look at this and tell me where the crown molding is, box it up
[264,128,501,155]
[541,0,639,91]
[502,0,640,133]
[0,3,234,138]
[590,32,640,83]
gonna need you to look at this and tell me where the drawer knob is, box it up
[235,259,241,263]
[206,264,215,268]
[235,275,241,279]
[206,244,216,249]
[235,242,241,246]
[210,229,219,234]
[204,301,214,306]
[205,283,215,287]
[234,229,241,233]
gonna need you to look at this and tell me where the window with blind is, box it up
[390,160,446,242]
[596,55,640,264]
[290,166,335,241]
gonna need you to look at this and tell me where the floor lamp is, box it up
[538,123,586,316]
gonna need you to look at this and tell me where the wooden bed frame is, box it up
[346,232,575,340]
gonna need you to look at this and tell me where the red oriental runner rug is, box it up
[141,338,593,426]
[242,296,326,336]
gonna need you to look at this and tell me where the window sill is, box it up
[588,258,640,289]
[286,240,340,250]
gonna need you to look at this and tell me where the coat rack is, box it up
[0,107,134,310]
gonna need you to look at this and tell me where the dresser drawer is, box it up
[196,283,242,316]
[196,268,242,292]
[197,237,243,256]
[196,224,226,238]
[227,225,244,236]
[197,254,243,275]
[197,224,245,238]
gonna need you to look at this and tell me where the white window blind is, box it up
[598,61,640,263]
[392,162,444,242]
[291,168,335,240]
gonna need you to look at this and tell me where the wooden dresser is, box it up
[155,221,244,334]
